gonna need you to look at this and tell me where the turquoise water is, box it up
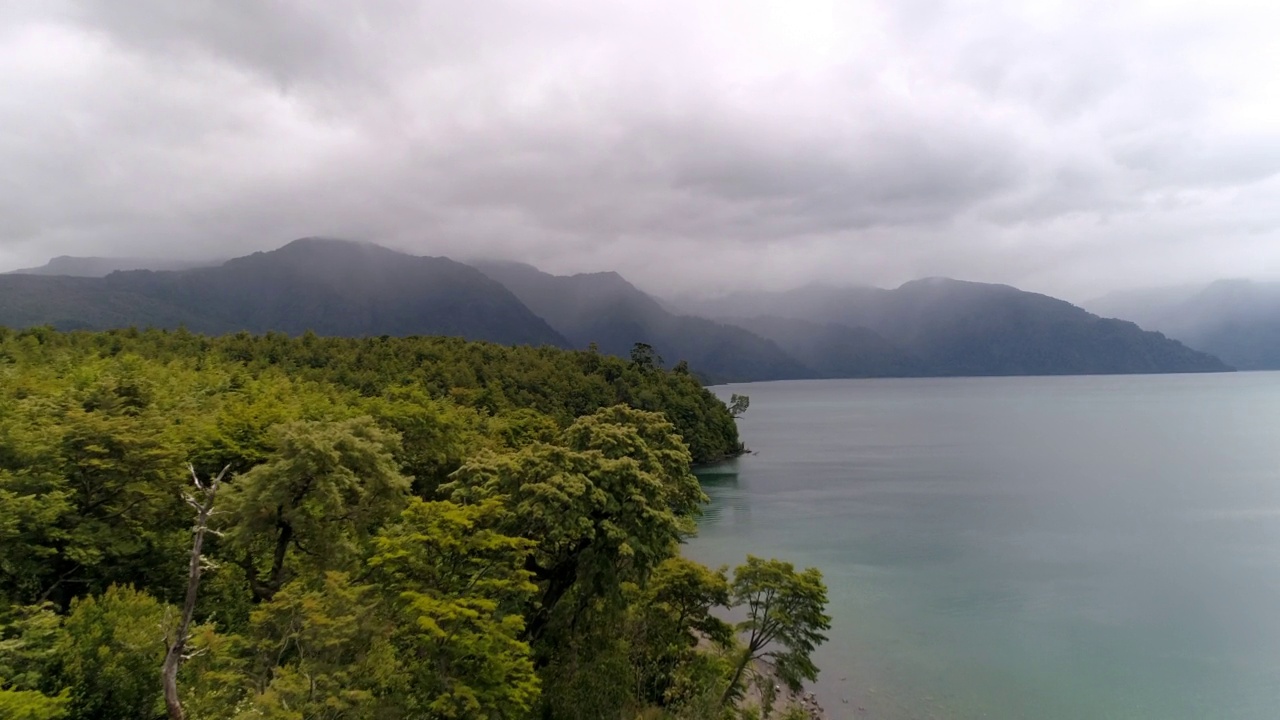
[689,373,1280,719]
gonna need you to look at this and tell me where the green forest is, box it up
[0,327,828,720]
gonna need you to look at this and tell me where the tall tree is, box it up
[721,557,831,707]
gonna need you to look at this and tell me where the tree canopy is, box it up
[0,327,823,720]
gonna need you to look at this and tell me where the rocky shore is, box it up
[746,658,829,719]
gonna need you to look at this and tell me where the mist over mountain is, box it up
[471,260,805,383]
[725,315,924,378]
[673,284,886,325]
[1087,280,1280,370]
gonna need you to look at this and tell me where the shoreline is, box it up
[746,657,830,719]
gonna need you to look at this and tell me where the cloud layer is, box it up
[3,0,1280,299]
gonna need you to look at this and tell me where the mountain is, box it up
[875,278,1229,375]
[685,278,1231,376]
[0,239,568,347]
[471,260,806,383]
[6,255,216,276]
[1087,280,1280,370]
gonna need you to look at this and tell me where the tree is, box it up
[721,557,830,707]
[629,343,663,370]
[0,328,786,719]
[221,417,408,602]
[728,394,750,419]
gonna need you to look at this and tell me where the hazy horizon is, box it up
[8,236,1280,308]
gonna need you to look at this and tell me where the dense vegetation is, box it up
[0,328,827,720]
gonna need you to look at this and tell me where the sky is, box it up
[3,0,1280,301]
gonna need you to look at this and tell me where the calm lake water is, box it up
[688,373,1280,720]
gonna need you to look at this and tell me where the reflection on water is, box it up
[693,460,746,525]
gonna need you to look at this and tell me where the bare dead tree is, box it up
[163,463,229,720]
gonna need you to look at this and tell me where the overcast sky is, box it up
[3,0,1279,300]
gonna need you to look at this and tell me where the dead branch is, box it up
[162,463,229,720]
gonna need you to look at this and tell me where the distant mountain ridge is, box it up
[677,278,1231,376]
[6,255,217,276]
[0,239,1233,379]
[1087,280,1280,370]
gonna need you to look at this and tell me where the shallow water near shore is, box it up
[688,373,1280,719]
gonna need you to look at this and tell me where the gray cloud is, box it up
[3,0,1280,301]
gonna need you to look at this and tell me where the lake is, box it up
[689,373,1280,719]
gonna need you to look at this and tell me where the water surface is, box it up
[689,373,1280,719]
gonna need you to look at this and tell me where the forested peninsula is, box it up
[0,328,829,720]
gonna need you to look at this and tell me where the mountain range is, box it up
[0,239,566,347]
[0,238,1232,381]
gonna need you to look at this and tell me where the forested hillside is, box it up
[0,328,827,720]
